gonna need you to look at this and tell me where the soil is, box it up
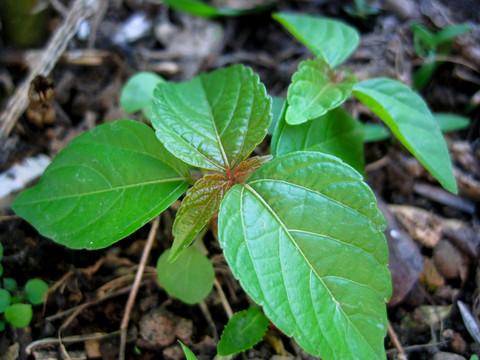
[0,0,479,359]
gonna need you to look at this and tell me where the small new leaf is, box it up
[157,247,214,304]
[353,78,457,193]
[25,278,48,305]
[13,120,190,249]
[152,64,271,171]
[286,58,355,125]
[179,341,198,360]
[217,307,269,356]
[120,72,164,114]
[171,174,230,261]
[219,151,391,359]
[273,12,360,67]
[0,289,11,313]
[273,107,364,172]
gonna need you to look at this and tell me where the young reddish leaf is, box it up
[170,174,230,260]
[273,12,360,68]
[219,151,391,359]
[13,120,190,249]
[217,307,269,356]
[353,78,457,193]
[286,58,356,125]
[152,64,271,171]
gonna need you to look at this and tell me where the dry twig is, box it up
[0,0,99,138]
[119,217,160,360]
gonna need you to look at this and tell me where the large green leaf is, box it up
[353,78,457,193]
[156,247,214,304]
[217,307,269,356]
[152,64,271,171]
[218,151,391,359]
[286,58,355,125]
[170,174,230,260]
[273,107,364,172]
[273,12,360,68]
[13,120,190,249]
[120,72,164,114]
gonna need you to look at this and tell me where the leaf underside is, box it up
[219,151,391,359]
[13,120,189,249]
[157,247,214,304]
[273,107,364,172]
[171,174,230,260]
[273,12,360,67]
[353,78,457,193]
[286,58,356,125]
[152,64,272,171]
[217,307,269,356]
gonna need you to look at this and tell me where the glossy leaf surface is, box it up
[157,247,214,304]
[219,152,391,358]
[353,78,457,193]
[13,120,190,249]
[273,12,360,67]
[273,108,364,172]
[218,307,269,356]
[286,58,355,125]
[152,64,271,171]
[171,174,230,260]
[120,72,164,113]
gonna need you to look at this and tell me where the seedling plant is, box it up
[12,12,460,359]
[0,243,49,330]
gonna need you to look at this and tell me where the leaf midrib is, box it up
[16,177,187,205]
[243,183,381,358]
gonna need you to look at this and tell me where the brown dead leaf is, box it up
[420,258,445,290]
[433,240,469,281]
[389,205,443,247]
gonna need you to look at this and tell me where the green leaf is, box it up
[435,113,470,132]
[152,64,271,171]
[171,174,230,261]
[273,12,360,67]
[0,242,3,261]
[273,107,364,172]
[0,289,11,313]
[286,58,356,125]
[0,320,5,332]
[363,124,390,143]
[434,23,471,46]
[217,307,269,356]
[413,60,438,90]
[25,278,48,305]
[157,247,214,304]
[4,303,32,328]
[268,96,285,135]
[179,341,198,360]
[120,72,164,114]
[163,0,273,17]
[411,23,436,56]
[13,120,190,249]
[0,264,3,277]
[218,151,391,359]
[353,78,457,193]
[3,278,17,292]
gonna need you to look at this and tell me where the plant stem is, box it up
[119,217,160,360]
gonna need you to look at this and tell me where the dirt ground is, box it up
[0,0,479,359]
